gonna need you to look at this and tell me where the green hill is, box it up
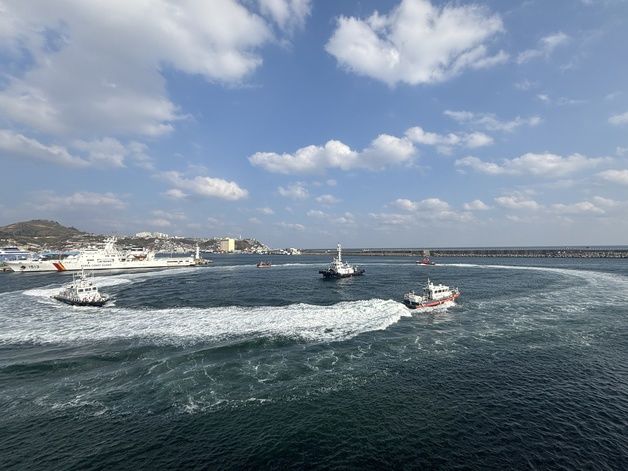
[0,220,94,249]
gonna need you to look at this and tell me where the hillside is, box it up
[0,220,96,250]
[0,220,84,238]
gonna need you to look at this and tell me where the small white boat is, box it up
[256,261,272,268]
[403,278,459,309]
[319,244,364,279]
[53,270,109,307]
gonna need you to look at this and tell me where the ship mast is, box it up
[337,243,342,262]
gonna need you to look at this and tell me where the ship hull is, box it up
[6,258,195,272]
[319,268,365,279]
[52,295,109,307]
[404,292,460,309]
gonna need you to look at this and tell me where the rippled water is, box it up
[1,255,627,469]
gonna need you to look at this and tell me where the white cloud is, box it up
[163,188,187,200]
[307,209,327,218]
[551,201,605,215]
[325,0,506,86]
[259,0,311,32]
[161,171,248,201]
[258,207,275,215]
[316,194,341,205]
[392,198,450,212]
[248,217,261,224]
[0,129,87,167]
[463,199,490,211]
[597,169,628,185]
[250,134,415,174]
[278,182,308,199]
[456,153,609,177]
[0,0,281,139]
[0,129,153,169]
[369,212,413,226]
[616,147,628,157]
[276,221,305,231]
[444,110,541,132]
[405,126,493,154]
[609,111,628,126]
[517,32,570,64]
[33,191,127,211]
[387,197,471,223]
[495,195,541,210]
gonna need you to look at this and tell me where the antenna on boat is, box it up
[337,243,342,262]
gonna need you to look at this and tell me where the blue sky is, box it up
[1,0,627,247]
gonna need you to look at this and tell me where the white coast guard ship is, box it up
[5,237,196,272]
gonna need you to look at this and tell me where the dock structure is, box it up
[301,247,628,259]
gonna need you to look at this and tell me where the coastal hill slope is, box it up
[0,220,92,249]
[0,220,85,238]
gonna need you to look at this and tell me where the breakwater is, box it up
[302,247,628,258]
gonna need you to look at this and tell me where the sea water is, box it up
[1,256,626,469]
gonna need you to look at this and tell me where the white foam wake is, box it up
[0,298,411,346]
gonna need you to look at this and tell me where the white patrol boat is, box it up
[403,278,460,309]
[319,244,365,279]
[5,237,196,272]
[53,270,109,307]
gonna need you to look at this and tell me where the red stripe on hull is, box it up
[408,292,460,309]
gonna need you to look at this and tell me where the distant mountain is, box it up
[0,220,85,238]
[0,220,94,249]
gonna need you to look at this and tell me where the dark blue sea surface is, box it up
[1,255,627,469]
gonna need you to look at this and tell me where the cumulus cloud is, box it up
[163,188,187,200]
[463,199,490,211]
[405,126,493,154]
[609,111,628,126]
[444,110,541,132]
[250,134,415,174]
[0,129,151,168]
[315,194,341,205]
[517,32,570,64]
[278,182,309,199]
[495,195,541,210]
[385,197,471,223]
[161,171,248,201]
[258,207,275,215]
[456,153,609,178]
[392,198,450,212]
[325,0,506,86]
[32,191,127,211]
[0,0,283,139]
[0,129,88,167]
[550,201,605,215]
[597,169,628,185]
[306,209,327,218]
[259,0,311,32]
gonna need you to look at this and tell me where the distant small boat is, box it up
[53,270,109,307]
[403,278,459,310]
[416,256,436,266]
[256,261,272,268]
[416,250,436,266]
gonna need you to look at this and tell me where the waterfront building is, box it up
[219,238,235,253]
